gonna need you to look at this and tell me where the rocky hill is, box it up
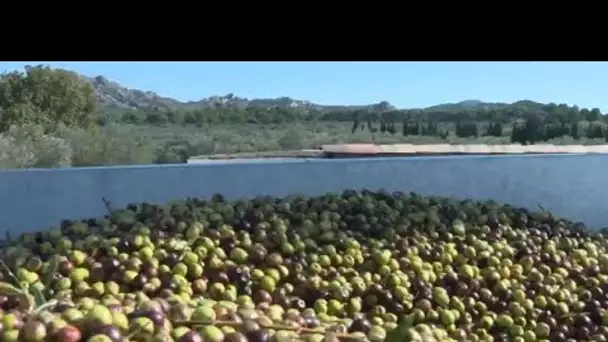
[89,75,397,113]
[88,74,552,116]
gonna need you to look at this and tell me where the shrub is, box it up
[56,123,156,167]
[0,125,72,169]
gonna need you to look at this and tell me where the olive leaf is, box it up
[537,203,556,220]
[29,285,47,308]
[0,258,63,312]
[20,292,36,312]
[0,281,25,296]
[33,299,59,314]
[101,196,113,215]
[0,259,26,292]
[42,256,60,295]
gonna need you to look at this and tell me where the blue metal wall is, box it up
[1,154,605,235]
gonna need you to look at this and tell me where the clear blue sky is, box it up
[2,62,608,111]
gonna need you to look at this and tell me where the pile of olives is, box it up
[0,190,605,342]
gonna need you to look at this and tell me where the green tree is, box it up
[523,114,544,144]
[0,65,97,132]
[510,122,525,144]
[571,122,581,140]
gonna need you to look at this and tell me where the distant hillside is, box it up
[88,75,396,113]
[425,100,509,112]
[88,75,564,115]
[83,73,605,127]
[89,76,182,111]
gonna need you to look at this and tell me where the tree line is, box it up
[110,102,607,128]
[351,115,608,144]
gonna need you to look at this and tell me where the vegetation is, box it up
[1,65,608,169]
[0,66,96,132]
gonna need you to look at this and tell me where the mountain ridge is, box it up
[89,75,398,113]
[87,74,539,114]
